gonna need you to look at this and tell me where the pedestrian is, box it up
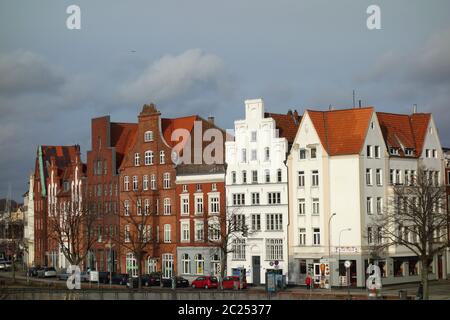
[305,275,312,289]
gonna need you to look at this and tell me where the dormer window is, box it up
[144,131,154,142]
[405,149,414,157]
[390,148,399,156]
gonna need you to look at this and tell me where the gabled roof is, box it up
[264,111,301,145]
[307,107,374,156]
[161,115,198,148]
[376,112,431,157]
[110,122,138,169]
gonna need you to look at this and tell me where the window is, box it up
[193,254,204,275]
[251,214,261,231]
[313,228,320,245]
[376,169,382,186]
[277,169,282,182]
[251,192,260,205]
[133,153,140,166]
[126,252,137,277]
[132,176,138,191]
[266,213,283,231]
[366,169,372,186]
[143,175,149,190]
[390,169,395,185]
[195,221,204,241]
[164,224,171,243]
[374,146,380,158]
[211,183,217,191]
[241,149,247,163]
[182,184,188,193]
[144,151,154,165]
[311,148,317,159]
[208,220,221,241]
[195,196,203,215]
[160,198,171,215]
[150,174,156,190]
[368,227,373,245]
[298,199,306,215]
[137,199,142,215]
[163,172,171,189]
[252,170,258,183]
[209,196,219,214]
[299,149,306,160]
[376,197,382,214]
[144,199,150,215]
[181,254,190,274]
[264,147,270,161]
[124,200,130,216]
[396,170,402,185]
[312,170,319,187]
[231,171,237,184]
[370,121,375,130]
[232,193,245,205]
[268,192,281,204]
[367,145,372,158]
[160,151,165,164]
[299,228,306,246]
[162,254,173,278]
[312,198,319,215]
[251,131,257,142]
[195,184,202,192]
[298,171,305,187]
[405,149,414,156]
[265,170,270,183]
[144,131,153,142]
[251,149,257,161]
[232,214,246,231]
[232,239,246,260]
[181,221,190,242]
[124,176,129,191]
[181,197,189,215]
[266,239,283,260]
[426,149,430,158]
[433,149,437,158]
[390,148,399,156]
[124,225,130,242]
[367,197,373,214]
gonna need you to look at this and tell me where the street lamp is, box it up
[328,213,336,290]
[338,228,352,287]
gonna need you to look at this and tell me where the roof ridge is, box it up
[306,106,374,113]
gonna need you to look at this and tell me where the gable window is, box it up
[312,170,319,187]
[298,171,305,187]
[390,148,399,156]
[433,149,437,158]
[144,151,154,165]
[160,151,165,164]
[367,145,372,158]
[264,147,270,161]
[144,131,153,142]
[405,149,414,156]
[311,148,317,159]
[375,146,381,158]
[299,149,306,160]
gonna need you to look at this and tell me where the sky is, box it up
[0,0,449,201]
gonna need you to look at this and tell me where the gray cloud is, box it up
[120,49,235,114]
[0,51,65,97]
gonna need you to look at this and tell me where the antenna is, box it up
[353,90,356,108]
[358,100,362,108]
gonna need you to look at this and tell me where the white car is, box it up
[38,267,57,277]
[0,260,12,271]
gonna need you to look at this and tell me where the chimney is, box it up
[207,116,215,125]
[293,110,299,118]
[359,100,362,108]
[287,109,293,116]
[413,104,418,114]
[329,105,334,111]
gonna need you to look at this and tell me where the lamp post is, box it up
[328,213,336,290]
[338,228,351,287]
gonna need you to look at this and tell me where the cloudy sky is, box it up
[1,0,449,201]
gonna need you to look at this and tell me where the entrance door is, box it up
[252,256,261,285]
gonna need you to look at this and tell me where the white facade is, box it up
[23,174,35,267]
[288,109,449,287]
[225,99,289,284]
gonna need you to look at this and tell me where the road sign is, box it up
[344,260,352,268]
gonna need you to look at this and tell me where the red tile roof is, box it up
[110,122,138,169]
[307,107,374,156]
[264,111,301,145]
[377,112,431,157]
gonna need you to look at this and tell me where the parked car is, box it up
[191,276,218,289]
[161,276,189,288]
[111,273,129,285]
[0,260,12,271]
[38,267,57,278]
[143,273,161,287]
[27,267,40,277]
[98,272,111,284]
[222,276,247,290]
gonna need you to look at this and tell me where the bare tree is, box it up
[370,166,449,300]
[48,198,97,267]
[208,207,250,283]
[0,218,25,283]
[115,193,155,289]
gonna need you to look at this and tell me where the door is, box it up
[252,256,261,285]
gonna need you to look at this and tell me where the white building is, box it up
[287,107,448,287]
[225,99,300,284]
[23,174,35,267]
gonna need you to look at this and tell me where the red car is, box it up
[191,276,219,289]
[222,276,247,290]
